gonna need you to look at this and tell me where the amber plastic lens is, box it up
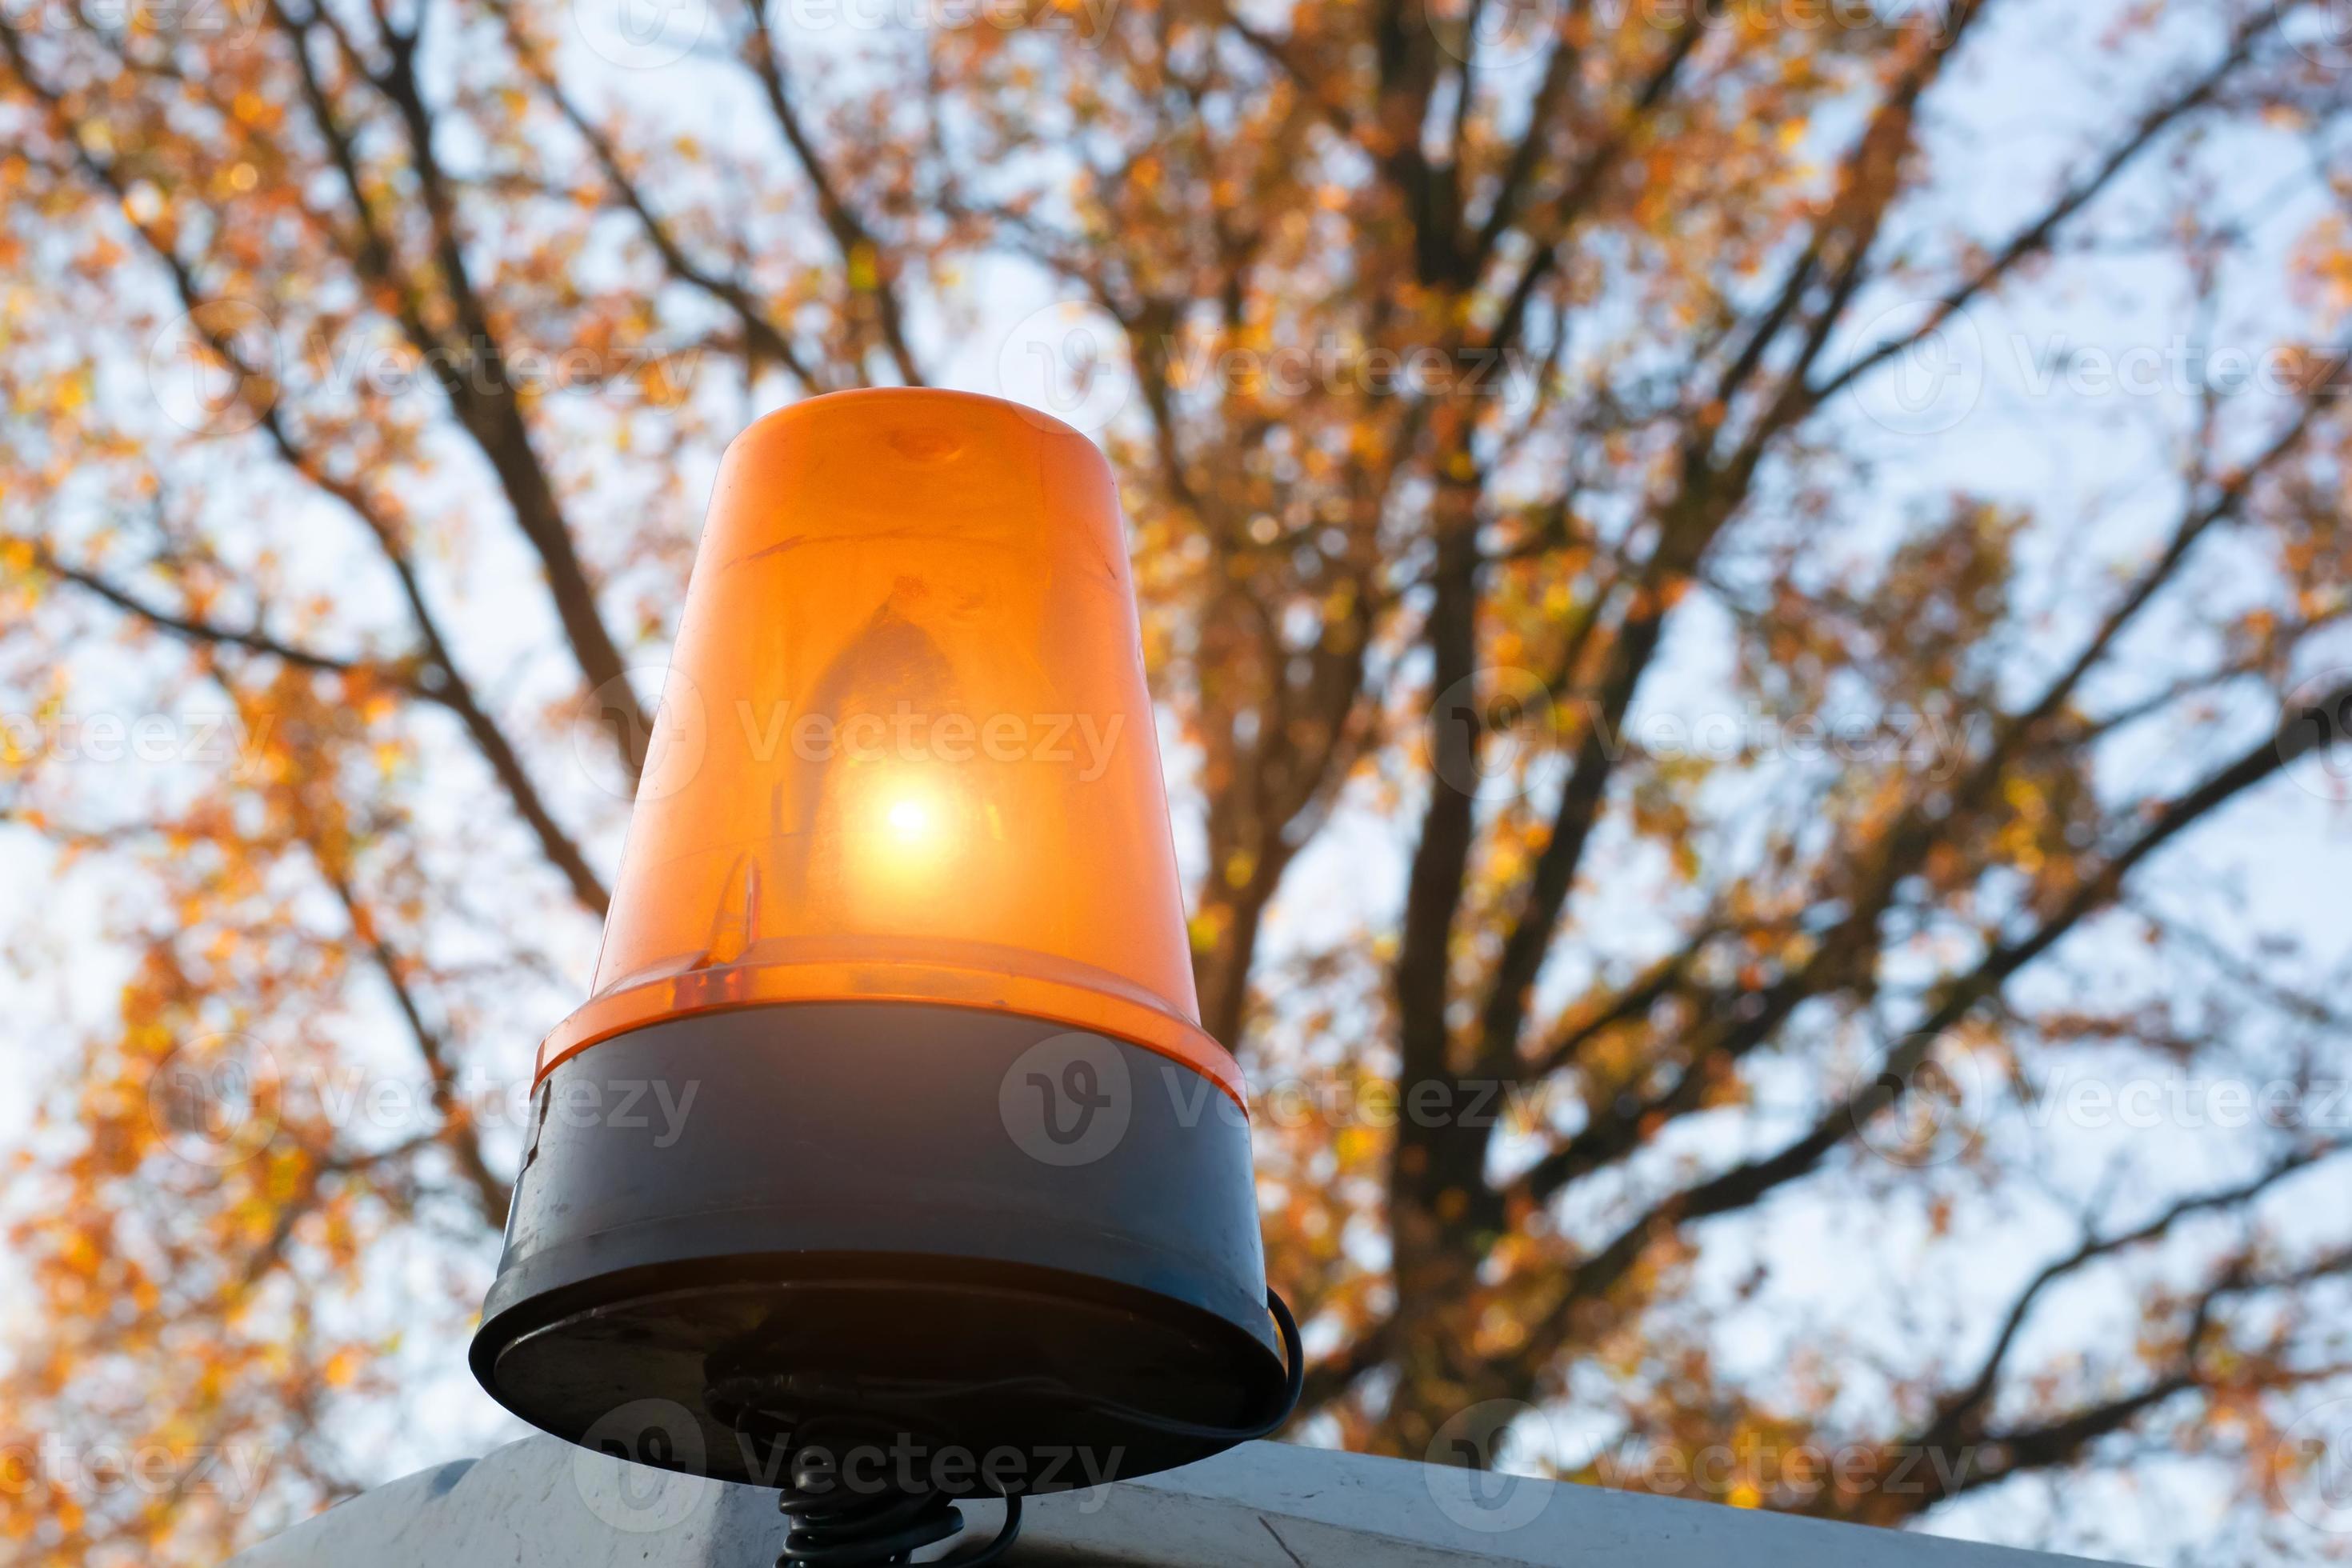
[539,390,1242,1106]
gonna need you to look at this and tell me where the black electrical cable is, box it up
[1070,1286,1304,1444]
[719,1288,1302,1567]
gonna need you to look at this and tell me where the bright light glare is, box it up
[885,797,933,843]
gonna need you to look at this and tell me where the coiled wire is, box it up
[719,1288,1298,1566]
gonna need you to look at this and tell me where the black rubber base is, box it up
[470,1002,1282,1494]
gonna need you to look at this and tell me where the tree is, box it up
[2,0,2350,1560]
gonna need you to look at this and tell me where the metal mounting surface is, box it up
[228,1434,2126,1568]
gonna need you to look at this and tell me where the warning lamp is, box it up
[470,390,1297,1564]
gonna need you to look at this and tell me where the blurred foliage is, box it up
[2,0,2352,1561]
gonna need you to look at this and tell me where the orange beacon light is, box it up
[470,391,1296,1564]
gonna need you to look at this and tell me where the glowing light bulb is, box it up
[886,796,933,844]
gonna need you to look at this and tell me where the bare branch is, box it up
[740,0,925,385]
[1548,686,2350,1316]
[1809,6,2283,406]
